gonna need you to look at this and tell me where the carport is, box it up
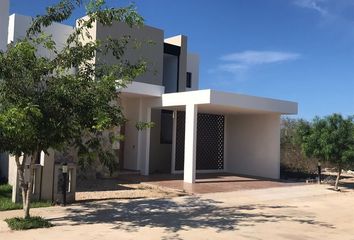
[160,89,297,183]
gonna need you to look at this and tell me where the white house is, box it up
[78,17,297,183]
[0,0,297,202]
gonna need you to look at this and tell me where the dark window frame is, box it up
[164,43,181,92]
[164,43,180,56]
[186,72,192,88]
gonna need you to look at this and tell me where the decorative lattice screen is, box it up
[175,111,225,171]
[175,111,186,171]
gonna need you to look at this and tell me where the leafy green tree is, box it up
[0,0,146,218]
[296,114,354,190]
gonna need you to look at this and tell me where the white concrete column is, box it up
[183,104,198,183]
[137,98,151,176]
[143,107,151,176]
[171,110,177,174]
[137,98,144,173]
[0,0,9,51]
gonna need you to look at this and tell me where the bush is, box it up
[5,216,53,230]
[280,118,316,179]
[280,118,336,180]
[281,144,318,178]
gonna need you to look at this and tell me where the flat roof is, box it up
[120,81,165,97]
[162,89,298,115]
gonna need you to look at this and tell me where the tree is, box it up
[0,0,146,218]
[296,114,354,190]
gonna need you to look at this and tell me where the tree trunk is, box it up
[334,167,342,191]
[15,155,28,218]
[14,153,37,219]
[23,183,31,219]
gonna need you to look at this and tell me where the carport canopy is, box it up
[161,89,298,183]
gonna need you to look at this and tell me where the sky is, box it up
[9,0,354,119]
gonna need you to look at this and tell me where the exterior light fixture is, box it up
[62,163,68,173]
[317,162,322,184]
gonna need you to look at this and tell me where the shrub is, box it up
[5,216,53,230]
[280,118,318,179]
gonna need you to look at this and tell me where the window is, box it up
[186,72,192,88]
[160,110,173,144]
[163,54,179,93]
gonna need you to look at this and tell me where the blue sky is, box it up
[9,0,354,119]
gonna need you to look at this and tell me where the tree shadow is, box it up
[48,196,335,239]
[76,178,137,192]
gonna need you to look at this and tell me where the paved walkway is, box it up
[1,184,354,239]
[118,173,301,194]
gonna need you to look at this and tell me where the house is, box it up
[0,0,297,202]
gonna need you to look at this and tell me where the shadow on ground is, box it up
[76,179,137,192]
[48,196,334,239]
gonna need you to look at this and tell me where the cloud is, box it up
[208,50,301,82]
[293,0,354,41]
[294,0,328,16]
[220,51,301,65]
[216,63,248,73]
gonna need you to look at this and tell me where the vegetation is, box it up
[0,184,51,211]
[280,118,318,179]
[295,114,354,190]
[0,0,146,219]
[5,216,52,230]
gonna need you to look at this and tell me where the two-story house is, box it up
[0,0,297,202]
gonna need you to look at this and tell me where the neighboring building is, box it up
[0,0,9,52]
[0,0,297,202]
[0,0,9,182]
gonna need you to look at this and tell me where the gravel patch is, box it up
[76,178,185,201]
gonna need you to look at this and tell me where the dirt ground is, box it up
[76,173,302,199]
[75,178,184,201]
[1,184,354,240]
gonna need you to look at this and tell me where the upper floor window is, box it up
[186,72,192,88]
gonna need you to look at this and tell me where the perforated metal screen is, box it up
[175,111,225,171]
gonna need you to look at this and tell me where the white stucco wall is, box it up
[8,14,73,57]
[39,150,55,200]
[225,114,281,179]
[186,53,199,91]
[95,21,164,86]
[121,98,140,170]
[121,96,155,174]
[0,0,9,51]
